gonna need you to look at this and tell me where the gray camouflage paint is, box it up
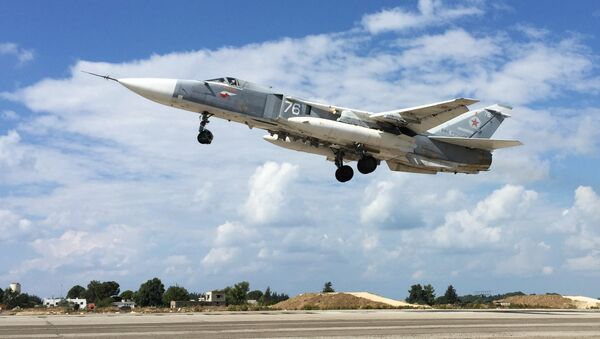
[172,77,502,174]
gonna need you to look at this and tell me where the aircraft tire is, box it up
[357,156,377,174]
[197,130,214,144]
[335,165,354,182]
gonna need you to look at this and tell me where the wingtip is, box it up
[455,97,479,105]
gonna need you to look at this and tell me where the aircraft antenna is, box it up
[81,71,118,82]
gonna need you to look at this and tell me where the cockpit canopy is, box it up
[206,77,240,87]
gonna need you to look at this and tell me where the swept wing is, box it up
[369,98,478,133]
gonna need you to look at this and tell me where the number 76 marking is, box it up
[284,100,301,115]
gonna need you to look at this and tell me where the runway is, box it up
[1,309,600,338]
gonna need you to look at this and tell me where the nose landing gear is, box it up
[197,112,213,144]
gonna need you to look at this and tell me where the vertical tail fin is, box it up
[432,104,512,139]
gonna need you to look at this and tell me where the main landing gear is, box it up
[357,155,377,174]
[334,150,354,183]
[332,146,379,183]
[197,112,213,144]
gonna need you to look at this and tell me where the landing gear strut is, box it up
[333,149,353,183]
[197,112,213,144]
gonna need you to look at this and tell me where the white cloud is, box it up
[214,221,257,246]
[398,29,499,66]
[0,42,34,64]
[496,240,553,277]
[361,234,379,251]
[0,209,32,240]
[0,130,25,168]
[362,0,483,34]
[411,270,424,279]
[13,224,142,275]
[243,162,298,224]
[193,182,213,204]
[555,186,600,236]
[566,252,600,271]
[555,186,600,272]
[566,254,600,271]
[476,40,596,105]
[360,180,396,224]
[163,255,191,274]
[514,24,550,39]
[201,247,239,269]
[542,266,554,275]
[432,185,537,248]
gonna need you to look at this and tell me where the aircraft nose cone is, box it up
[118,78,177,105]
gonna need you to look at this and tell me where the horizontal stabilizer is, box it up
[429,136,522,151]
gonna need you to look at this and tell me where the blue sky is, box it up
[1,0,600,300]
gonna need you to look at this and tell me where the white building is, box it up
[9,283,21,294]
[199,291,226,304]
[68,298,87,309]
[43,298,87,309]
[43,298,61,307]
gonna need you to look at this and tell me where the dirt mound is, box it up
[274,293,404,310]
[499,295,576,309]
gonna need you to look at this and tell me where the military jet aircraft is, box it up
[86,72,522,182]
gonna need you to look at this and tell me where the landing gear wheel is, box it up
[357,156,377,174]
[197,111,213,144]
[335,165,354,183]
[197,130,213,144]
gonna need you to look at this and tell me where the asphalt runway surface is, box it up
[1,309,600,338]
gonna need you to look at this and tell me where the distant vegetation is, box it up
[0,278,547,311]
[405,283,525,307]
[0,289,42,309]
[0,278,290,310]
[322,281,335,293]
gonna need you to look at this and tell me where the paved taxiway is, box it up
[1,309,600,338]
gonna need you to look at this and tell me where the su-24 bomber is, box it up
[86,72,522,182]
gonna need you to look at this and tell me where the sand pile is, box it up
[274,292,416,310]
[563,296,600,309]
[346,292,418,308]
[499,295,576,309]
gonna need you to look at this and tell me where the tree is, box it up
[188,292,202,301]
[163,285,190,305]
[67,285,86,299]
[258,287,289,306]
[406,284,436,305]
[0,288,4,303]
[423,284,436,306]
[271,291,289,304]
[120,290,134,301]
[3,289,18,308]
[247,290,263,301]
[322,282,335,293]
[443,285,458,304]
[3,290,42,309]
[406,284,424,304]
[225,281,250,305]
[85,281,120,303]
[259,287,272,305]
[137,278,165,307]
